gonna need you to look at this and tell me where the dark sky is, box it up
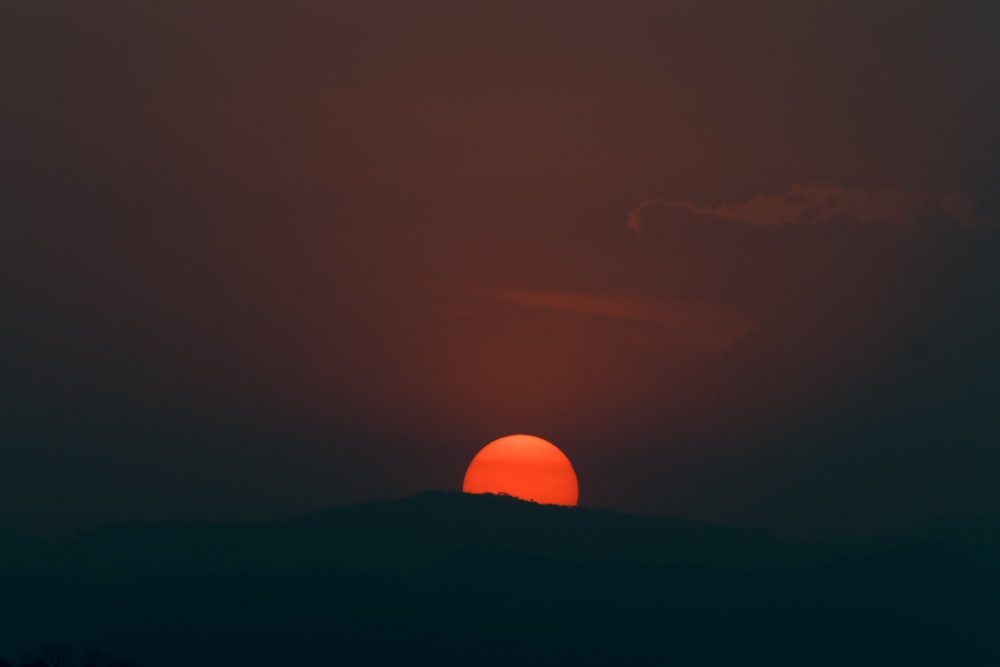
[3,0,999,537]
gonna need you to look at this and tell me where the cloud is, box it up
[463,287,756,357]
[628,183,986,232]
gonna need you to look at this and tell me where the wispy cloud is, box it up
[463,287,756,357]
[628,183,986,232]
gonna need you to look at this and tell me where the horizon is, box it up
[6,489,999,545]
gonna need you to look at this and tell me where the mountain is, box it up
[30,491,798,579]
[1,492,997,666]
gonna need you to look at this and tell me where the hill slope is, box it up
[1,493,996,667]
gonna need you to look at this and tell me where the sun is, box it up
[462,434,579,506]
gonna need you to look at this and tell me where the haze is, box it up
[2,0,999,538]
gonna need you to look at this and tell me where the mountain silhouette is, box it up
[31,491,799,579]
[1,492,996,666]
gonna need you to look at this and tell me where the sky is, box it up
[2,0,999,537]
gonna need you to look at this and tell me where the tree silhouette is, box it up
[81,655,136,667]
[80,650,110,667]
[38,644,74,667]
[14,645,138,667]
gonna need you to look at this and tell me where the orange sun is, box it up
[462,434,579,506]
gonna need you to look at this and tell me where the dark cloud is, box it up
[622,186,1000,535]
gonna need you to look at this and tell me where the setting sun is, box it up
[462,434,579,506]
